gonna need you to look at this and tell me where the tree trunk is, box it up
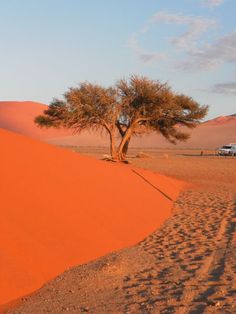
[122,137,130,158]
[103,123,118,160]
[117,128,132,161]
[109,130,117,160]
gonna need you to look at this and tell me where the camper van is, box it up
[218,143,236,156]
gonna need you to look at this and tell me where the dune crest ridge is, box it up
[0,101,71,139]
[0,128,185,306]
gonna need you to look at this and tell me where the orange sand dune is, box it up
[0,128,184,305]
[0,101,71,139]
[131,123,236,149]
[50,121,236,149]
[1,101,235,149]
[203,114,236,126]
[48,114,236,149]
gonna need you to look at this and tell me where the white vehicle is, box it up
[218,143,236,156]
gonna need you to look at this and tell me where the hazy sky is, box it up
[0,0,235,118]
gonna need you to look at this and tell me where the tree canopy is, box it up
[35,76,208,161]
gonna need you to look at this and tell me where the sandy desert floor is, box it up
[6,147,236,313]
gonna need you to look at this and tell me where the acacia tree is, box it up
[35,76,208,161]
[35,83,120,159]
[116,76,208,160]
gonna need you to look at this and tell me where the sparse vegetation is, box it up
[35,76,208,161]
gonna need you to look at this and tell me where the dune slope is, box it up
[0,128,184,306]
[1,101,235,148]
[0,101,70,139]
[49,119,236,149]
[8,150,236,314]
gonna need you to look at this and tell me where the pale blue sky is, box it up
[0,0,235,118]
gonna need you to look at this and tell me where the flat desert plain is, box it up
[6,146,236,314]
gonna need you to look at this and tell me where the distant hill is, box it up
[0,101,235,149]
[203,113,236,126]
[49,114,236,150]
[0,101,71,139]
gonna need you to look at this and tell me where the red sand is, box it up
[0,101,71,139]
[49,117,236,149]
[0,128,184,306]
[1,101,235,149]
[203,114,236,126]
